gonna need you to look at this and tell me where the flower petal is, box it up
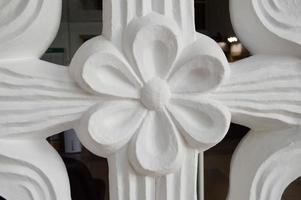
[124,13,181,82]
[76,100,147,157]
[129,110,184,176]
[168,33,230,94]
[167,98,231,150]
[70,36,142,98]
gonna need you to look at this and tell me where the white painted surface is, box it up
[227,0,301,199]
[230,0,301,56]
[228,127,301,200]
[71,3,231,196]
[0,0,300,200]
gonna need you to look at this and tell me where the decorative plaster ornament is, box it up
[227,0,301,199]
[70,13,231,176]
[230,0,301,56]
[253,0,301,45]
[0,0,300,200]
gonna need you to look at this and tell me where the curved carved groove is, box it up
[0,0,62,59]
[0,155,55,200]
[253,0,301,45]
[0,139,71,200]
[211,55,301,131]
[0,0,42,42]
[230,0,301,56]
[228,126,301,200]
[0,59,98,139]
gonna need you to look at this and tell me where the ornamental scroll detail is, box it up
[0,0,300,200]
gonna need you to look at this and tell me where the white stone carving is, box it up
[228,127,301,200]
[0,0,300,199]
[226,0,301,199]
[0,140,71,200]
[213,54,301,199]
[0,59,98,138]
[211,55,301,131]
[253,0,301,45]
[0,0,62,59]
[70,15,231,176]
[0,0,95,199]
[230,0,301,56]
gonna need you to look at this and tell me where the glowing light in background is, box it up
[227,36,238,43]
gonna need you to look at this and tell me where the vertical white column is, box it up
[101,1,202,200]
[108,147,199,200]
[102,0,196,48]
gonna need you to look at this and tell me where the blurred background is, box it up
[33,0,300,200]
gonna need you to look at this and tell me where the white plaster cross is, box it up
[0,0,300,200]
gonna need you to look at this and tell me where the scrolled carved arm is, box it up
[212,55,301,131]
[0,1,99,199]
[226,0,301,199]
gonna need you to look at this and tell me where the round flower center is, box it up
[140,77,171,111]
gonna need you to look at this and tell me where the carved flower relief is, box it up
[71,13,231,176]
